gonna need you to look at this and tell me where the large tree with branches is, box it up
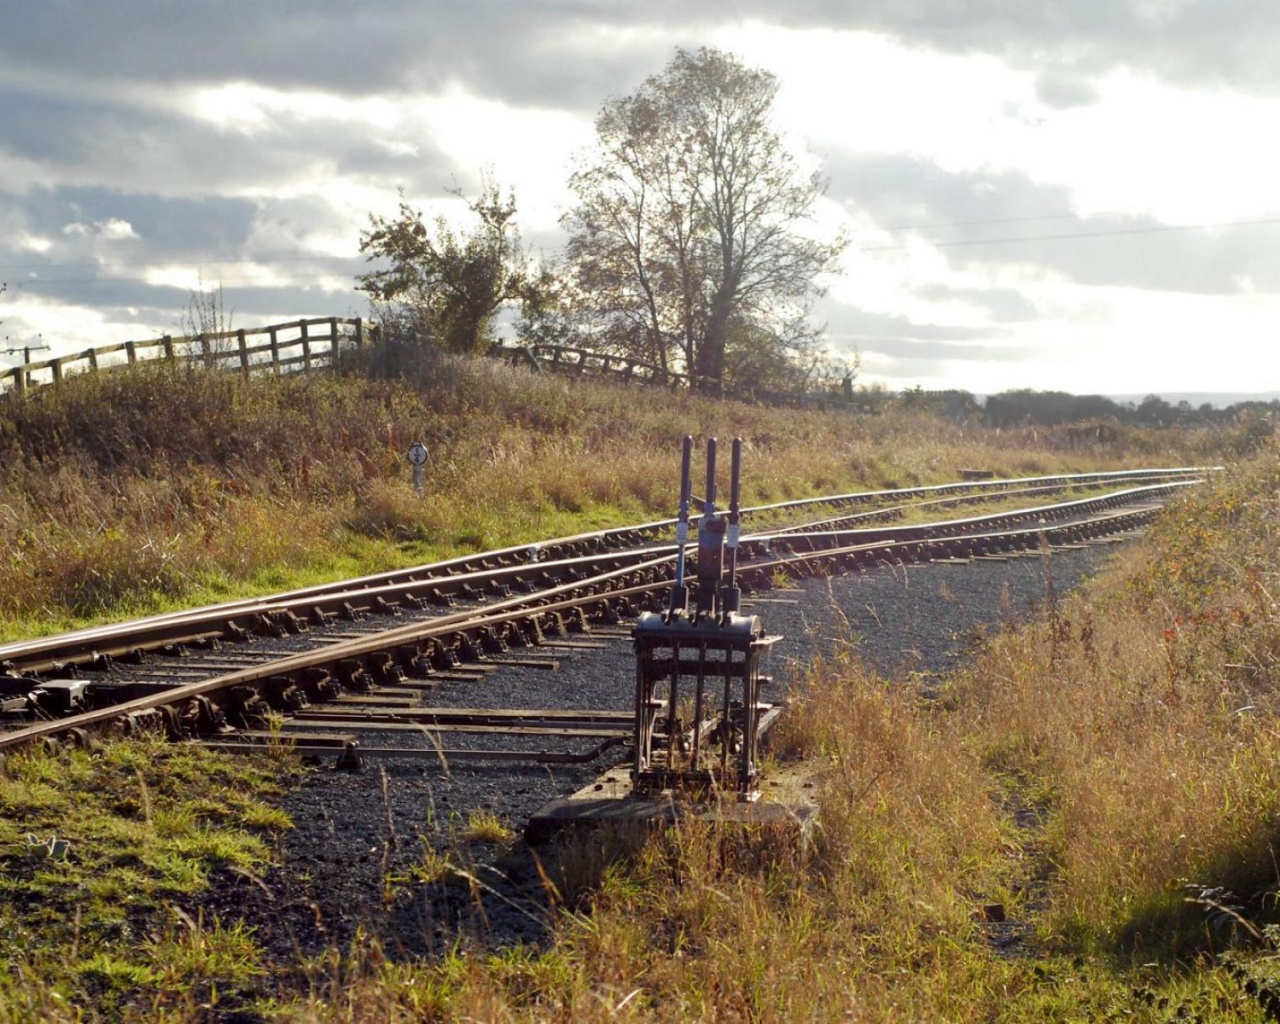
[562,47,845,390]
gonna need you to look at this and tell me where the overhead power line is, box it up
[858,216,1280,253]
[3,213,1278,281]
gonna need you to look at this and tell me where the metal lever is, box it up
[723,437,742,615]
[668,435,693,617]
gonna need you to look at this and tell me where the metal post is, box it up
[695,438,725,620]
[723,437,743,615]
[407,442,428,496]
[668,435,693,618]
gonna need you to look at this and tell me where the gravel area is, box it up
[197,537,1130,968]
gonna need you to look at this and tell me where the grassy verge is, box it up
[255,448,1277,1022]
[0,350,1244,641]
[2,350,1276,1020]
[0,738,297,1022]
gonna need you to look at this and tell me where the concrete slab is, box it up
[526,760,821,846]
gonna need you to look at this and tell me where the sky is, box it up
[2,1,1279,397]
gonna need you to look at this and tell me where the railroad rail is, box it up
[0,465,1207,772]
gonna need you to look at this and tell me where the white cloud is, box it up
[3,5,1279,395]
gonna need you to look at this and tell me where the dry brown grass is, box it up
[2,351,1276,1020]
[0,350,1234,638]
[257,448,1280,1022]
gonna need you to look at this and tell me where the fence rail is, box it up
[0,317,377,397]
[496,342,858,412]
[2,319,856,413]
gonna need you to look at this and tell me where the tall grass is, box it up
[261,446,1280,1021]
[1,346,1276,1019]
[0,349,1242,638]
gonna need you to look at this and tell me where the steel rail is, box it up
[0,467,1210,663]
[0,491,1175,756]
[0,479,1196,678]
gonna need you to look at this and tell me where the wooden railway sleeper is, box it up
[430,640,461,671]
[425,587,455,607]
[593,598,622,625]
[311,605,338,626]
[263,675,309,712]
[506,618,541,647]
[480,627,510,655]
[228,685,272,728]
[253,614,286,638]
[373,596,402,616]
[394,643,433,678]
[175,694,229,738]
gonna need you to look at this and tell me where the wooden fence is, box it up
[496,341,859,412]
[0,317,377,398]
[1,318,858,413]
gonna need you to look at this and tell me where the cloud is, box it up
[822,305,1028,360]
[830,153,1280,295]
[912,283,1040,324]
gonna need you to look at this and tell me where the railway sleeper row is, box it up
[0,497,1164,775]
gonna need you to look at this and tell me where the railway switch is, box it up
[632,437,780,802]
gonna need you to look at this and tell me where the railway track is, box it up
[0,464,1207,773]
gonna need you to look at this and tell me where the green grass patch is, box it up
[0,738,295,1018]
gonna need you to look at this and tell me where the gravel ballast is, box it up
[198,538,1127,964]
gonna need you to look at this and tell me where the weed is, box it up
[463,809,516,844]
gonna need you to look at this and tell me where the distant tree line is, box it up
[887,386,1279,429]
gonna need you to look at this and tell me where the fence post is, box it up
[87,348,98,371]
[300,320,311,371]
[355,318,365,348]
[162,335,173,361]
[329,317,338,365]
[126,341,138,365]
[237,329,249,377]
[200,335,212,368]
[51,357,63,383]
[269,325,280,373]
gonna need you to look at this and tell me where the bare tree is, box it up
[563,47,845,390]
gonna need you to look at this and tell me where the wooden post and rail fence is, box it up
[0,317,859,412]
[0,317,377,399]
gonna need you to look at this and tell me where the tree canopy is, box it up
[562,47,846,390]
[357,180,527,354]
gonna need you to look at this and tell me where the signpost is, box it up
[407,441,428,496]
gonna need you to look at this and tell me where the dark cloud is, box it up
[3,0,1276,386]
[0,2,676,112]
[832,153,1280,295]
[6,1,1275,109]
[0,185,370,339]
[912,283,1040,323]
[821,304,1029,364]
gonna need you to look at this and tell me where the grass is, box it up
[1,346,1277,1019]
[0,737,296,1021]
[254,446,1280,1022]
[0,347,1243,640]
